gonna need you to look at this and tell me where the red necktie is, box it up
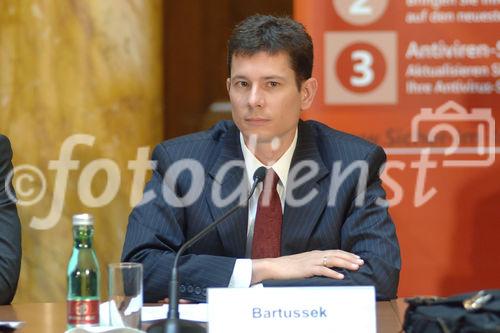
[251,168,282,259]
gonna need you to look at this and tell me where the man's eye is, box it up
[268,81,279,87]
[236,81,248,87]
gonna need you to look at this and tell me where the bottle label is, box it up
[67,299,100,325]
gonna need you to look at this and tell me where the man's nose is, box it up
[248,85,264,108]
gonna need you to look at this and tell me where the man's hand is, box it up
[251,250,364,285]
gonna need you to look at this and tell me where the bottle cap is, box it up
[72,213,94,226]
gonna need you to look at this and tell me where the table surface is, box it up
[0,300,407,332]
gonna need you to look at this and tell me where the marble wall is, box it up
[0,0,164,302]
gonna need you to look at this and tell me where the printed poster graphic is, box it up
[411,100,495,167]
[325,31,397,104]
[331,0,389,26]
[295,0,499,298]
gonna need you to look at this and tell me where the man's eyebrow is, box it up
[230,75,287,81]
[260,75,286,81]
[231,75,248,80]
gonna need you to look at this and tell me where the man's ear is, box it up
[300,78,318,111]
[226,78,231,92]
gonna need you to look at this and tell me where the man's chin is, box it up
[241,131,276,145]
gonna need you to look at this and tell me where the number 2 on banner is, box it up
[350,0,372,16]
[351,50,374,87]
[332,0,388,26]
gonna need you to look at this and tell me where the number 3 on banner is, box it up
[351,50,374,87]
[332,0,388,26]
[336,43,386,93]
[324,31,397,104]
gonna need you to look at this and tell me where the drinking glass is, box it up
[108,262,143,328]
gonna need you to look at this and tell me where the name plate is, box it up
[207,286,376,333]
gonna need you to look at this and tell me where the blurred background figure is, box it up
[0,134,21,304]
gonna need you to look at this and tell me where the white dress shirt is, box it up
[227,129,298,288]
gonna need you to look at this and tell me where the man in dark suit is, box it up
[0,134,21,304]
[122,15,400,302]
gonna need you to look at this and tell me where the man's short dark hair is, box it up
[227,15,313,89]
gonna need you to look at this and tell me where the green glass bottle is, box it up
[67,213,100,327]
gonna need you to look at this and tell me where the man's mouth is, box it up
[245,118,270,125]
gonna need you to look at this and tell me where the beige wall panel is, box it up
[0,0,164,302]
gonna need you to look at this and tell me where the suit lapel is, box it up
[282,121,330,255]
[206,124,249,258]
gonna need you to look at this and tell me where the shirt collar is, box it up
[239,128,298,189]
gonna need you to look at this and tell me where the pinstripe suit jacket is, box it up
[122,120,400,302]
[0,135,21,304]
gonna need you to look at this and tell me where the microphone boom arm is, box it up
[167,175,263,320]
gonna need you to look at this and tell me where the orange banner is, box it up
[295,0,499,297]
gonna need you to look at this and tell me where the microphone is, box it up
[147,166,267,333]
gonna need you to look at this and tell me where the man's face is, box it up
[227,51,316,147]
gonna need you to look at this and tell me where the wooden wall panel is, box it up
[0,0,164,302]
[163,0,292,138]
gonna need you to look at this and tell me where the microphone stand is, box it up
[147,167,267,333]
